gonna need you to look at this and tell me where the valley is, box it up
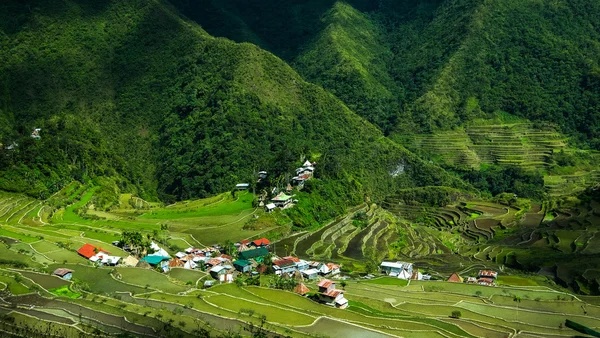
[2,0,600,337]
[0,181,599,337]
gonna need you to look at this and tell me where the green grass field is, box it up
[139,192,254,219]
[49,285,81,299]
[168,268,208,285]
[115,267,189,293]
[363,277,409,286]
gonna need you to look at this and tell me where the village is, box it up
[0,158,592,338]
[50,158,500,311]
[61,236,500,312]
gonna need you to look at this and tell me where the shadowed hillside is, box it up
[175,0,600,150]
[0,0,466,228]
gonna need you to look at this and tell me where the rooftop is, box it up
[77,244,108,259]
[238,247,269,259]
[273,259,295,267]
[318,279,334,288]
[252,238,270,246]
[272,193,292,202]
[52,268,73,277]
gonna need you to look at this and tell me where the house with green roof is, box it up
[238,247,269,260]
[233,259,253,273]
[271,192,293,208]
[141,255,170,266]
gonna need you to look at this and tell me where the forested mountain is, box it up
[2,0,600,225]
[178,0,600,149]
[0,0,467,226]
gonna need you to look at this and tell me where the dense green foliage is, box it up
[294,2,400,133]
[458,165,545,200]
[392,186,465,207]
[182,0,600,149]
[0,0,467,228]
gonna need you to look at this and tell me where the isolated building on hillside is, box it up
[271,193,293,208]
[52,268,73,280]
[236,183,250,190]
[448,272,464,283]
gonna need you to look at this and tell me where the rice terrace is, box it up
[4,0,600,337]
[0,177,598,337]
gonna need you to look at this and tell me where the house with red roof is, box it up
[316,279,348,309]
[478,270,498,279]
[252,238,270,248]
[273,258,297,275]
[77,244,108,259]
[326,263,340,275]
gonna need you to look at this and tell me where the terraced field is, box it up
[2,184,600,336]
[276,207,403,262]
[413,123,567,169]
[383,199,517,244]
[0,185,285,288]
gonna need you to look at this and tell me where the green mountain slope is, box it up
[294,2,401,133]
[180,0,600,150]
[390,0,600,147]
[0,0,465,225]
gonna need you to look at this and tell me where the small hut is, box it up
[294,283,310,296]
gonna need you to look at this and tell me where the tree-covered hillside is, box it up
[294,2,401,133]
[177,0,600,150]
[0,0,465,226]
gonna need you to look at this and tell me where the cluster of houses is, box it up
[448,270,498,286]
[237,160,317,213]
[380,261,431,280]
[272,256,340,280]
